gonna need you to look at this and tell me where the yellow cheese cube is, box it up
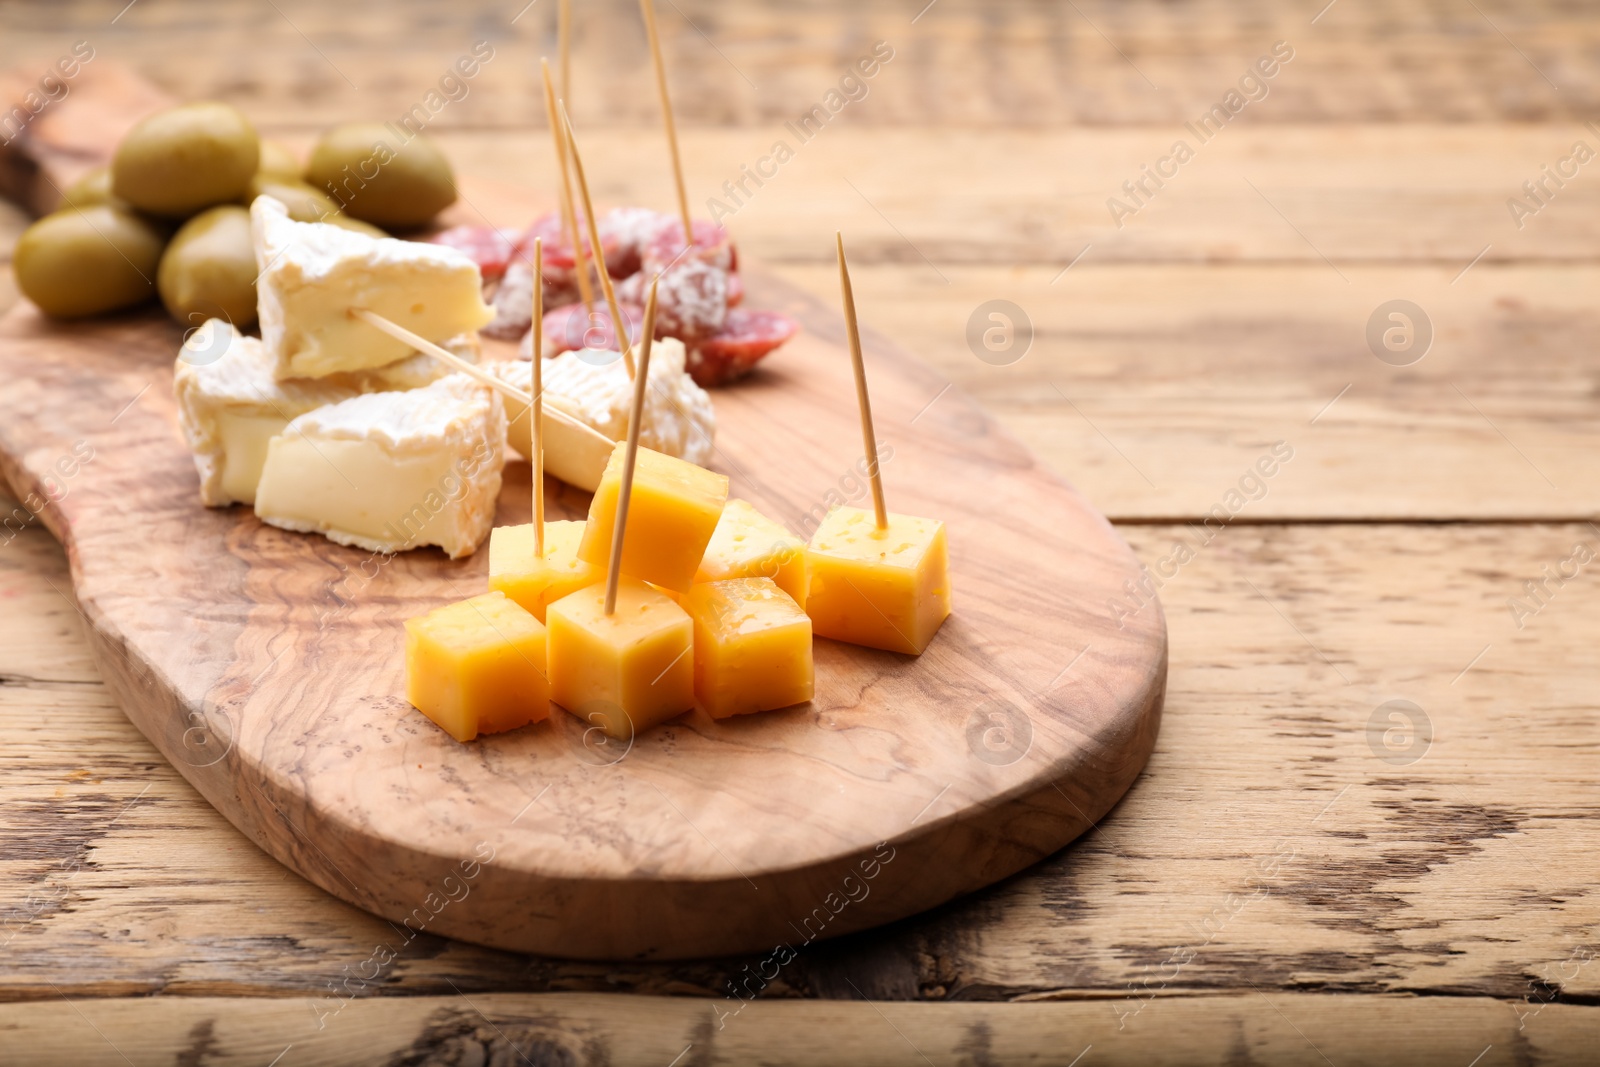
[684,578,813,719]
[577,445,728,592]
[404,592,550,742]
[488,520,601,622]
[805,506,952,655]
[694,498,808,608]
[547,578,695,739]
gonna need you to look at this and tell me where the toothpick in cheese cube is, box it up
[577,444,728,592]
[694,498,808,608]
[488,519,600,622]
[683,578,813,719]
[805,505,951,655]
[404,591,550,742]
[254,373,505,559]
[251,195,494,379]
[174,319,483,507]
[546,578,695,739]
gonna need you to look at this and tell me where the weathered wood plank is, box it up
[0,993,1594,1067]
[4,521,1596,1007]
[4,0,1598,128]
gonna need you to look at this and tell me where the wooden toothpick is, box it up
[348,307,613,453]
[639,0,694,248]
[559,100,637,380]
[531,237,545,556]
[352,308,529,405]
[604,276,660,616]
[541,57,594,314]
[835,232,888,530]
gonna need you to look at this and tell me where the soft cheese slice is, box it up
[254,374,506,559]
[252,195,494,379]
[499,337,716,467]
[173,319,483,507]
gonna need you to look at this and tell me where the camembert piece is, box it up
[577,445,728,592]
[805,506,951,655]
[683,578,813,719]
[254,374,505,559]
[174,319,483,507]
[546,579,694,739]
[251,195,494,379]
[404,591,549,742]
[497,337,716,467]
[695,498,807,607]
[174,319,360,507]
[488,519,600,622]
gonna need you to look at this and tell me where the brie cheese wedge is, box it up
[252,195,494,380]
[497,336,716,468]
[254,374,506,559]
[174,319,481,507]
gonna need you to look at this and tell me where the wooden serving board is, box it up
[0,60,1164,958]
[0,271,1164,959]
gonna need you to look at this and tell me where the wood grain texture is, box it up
[3,0,1597,129]
[2,992,1595,1067]
[3,0,1600,1059]
[3,520,1595,1011]
[0,258,1165,959]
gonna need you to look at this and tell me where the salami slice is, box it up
[539,301,645,358]
[426,225,522,279]
[599,207,675,278]
[518,212,617,286]
[642,218,737,274]
[686,309,799,387]
[725,271,744,308]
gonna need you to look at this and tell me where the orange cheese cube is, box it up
[694,498,808,608]
[577,445,728,592]
[805,506,951,655]
[404,591,550,742]
[684,578,813,719]
[547,578,695,738]
[488,519,600,622]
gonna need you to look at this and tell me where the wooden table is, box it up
[2,1,1596,1063]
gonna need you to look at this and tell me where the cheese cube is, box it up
[254,374,505,559]
[805,506,952,655]
[251,195,494,379]
[546,579,694,738]
[404,591,550,742]
[695,498,808,607]
[488,519,600,622]
[174,319,481,507]
[577,445,728,592]
[683,578,813,719]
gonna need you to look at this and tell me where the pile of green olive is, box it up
[13,102,459,325]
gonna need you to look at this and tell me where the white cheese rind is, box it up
[252,196,494,379]
[496,336,716,468]
[173,319,482,507]
[253,374,506,559]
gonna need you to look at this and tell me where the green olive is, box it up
[14,205,165,319]
[59,165,121,210]
[243,174,343,223]
[157,205,258,329]
[257,138,302,178]
[306,123,455,229]
[112,101,260,218]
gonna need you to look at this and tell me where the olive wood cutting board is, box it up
[0,272,1165,958]
[0,65,1164,959]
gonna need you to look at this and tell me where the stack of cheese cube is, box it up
[173,196,504,558]
[404,443,953,743]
